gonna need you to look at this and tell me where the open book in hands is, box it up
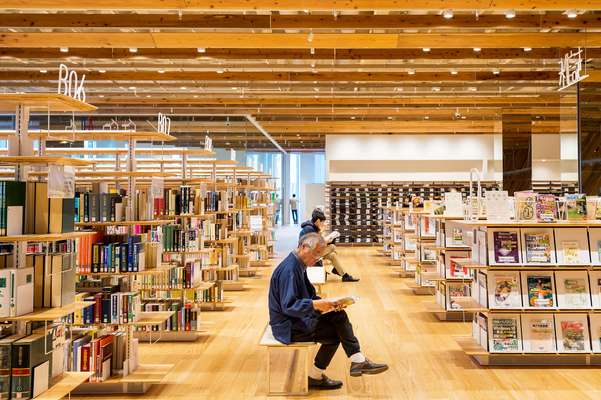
[324,230,340,244]
[323,296,359,313]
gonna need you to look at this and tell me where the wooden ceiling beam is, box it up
[2,47,592,59]
[0,70,559,82]
[2,0,599,11]
[2,13,598,30]
[1,32,600,49]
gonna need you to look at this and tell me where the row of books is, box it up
[513,192,598,222]
[201,221,227,241]
[136,262,202,290]
[74,187,156,222]
[473,312,601,353]
[26,182,75,235]
[474,269,601,309]
[204,191,228,213]
[162,225,199,252]
[139,302,200,332]
[76,291,141,325]
[161,186,196,216]
[483,228,601,266]
[90,236,147,273]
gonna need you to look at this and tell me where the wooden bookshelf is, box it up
[0,93,97,112]
[76,220,171,227]
[0,156,94,166]
[36,372,93,400]
[1,301,95,321]
[0,230,96,243]
[72,364,174,395]
[25,129,176,142]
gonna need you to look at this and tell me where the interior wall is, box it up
[302,183,325,222]
[325,134,502,181]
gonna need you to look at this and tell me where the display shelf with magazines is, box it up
[411,210,440,295]
[452,212,601,365]
[387,208,417,278]
[378,206,394,257]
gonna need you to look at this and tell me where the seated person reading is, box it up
[268,233,388,390]
[299,209,359,282]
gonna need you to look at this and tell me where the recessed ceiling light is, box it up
[180,86,187,90]
[442,9,453,19]
[432,87,441,92]
[193,95,198,98]
[424,116,430,120]
[128,86,136,90]
[310,48,315,55]
[422,47,431,52]
[99,94,105,98]
[473,47,481,52]
[231,87,238,90]
[408,69,415,75]
[311,62,316,68]
[307,32,314,42]
[523,47,532,52]
[354,87,358,92]
[146,94,151,98]
[493,69,500,75]
[98,69,106,73]
[505,9,516,19]
[39,69,47,73]
[217,69,224,74]
[129,47,138,53]
[387,116,393,120]
[197,47,206,53]
[565,9,578,18]
[450,70,458,75]
[468,87,477,91]
[60,47,69,53]
[351,116,356,120]
[158,69,165,74]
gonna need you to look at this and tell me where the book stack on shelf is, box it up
[378,206,394,257]
[450,191,601,365]
[330,181,500,245]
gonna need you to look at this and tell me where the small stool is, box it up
[259,326,316,396]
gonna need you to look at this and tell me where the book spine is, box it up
[11,344,30,400]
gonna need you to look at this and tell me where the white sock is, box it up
[350,352,366,363]
[309,365,325,380]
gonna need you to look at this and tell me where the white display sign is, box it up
[558,48,589,91]
[444,192,463,216]
[230,149,236,161]
[151,177,164,199]
[485,190,511,221]
[48,165,75,198]
[204,136,213,151]
[250,215,262,232]
[157,113,171,135]
[57,64,86,102]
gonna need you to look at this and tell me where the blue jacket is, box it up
[268,252,320,344]
[299,220,319,239]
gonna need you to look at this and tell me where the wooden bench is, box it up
[259,326,316,396]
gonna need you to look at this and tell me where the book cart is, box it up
[426,216,482,321]
[0,91,175,397]
[453,219,601,366]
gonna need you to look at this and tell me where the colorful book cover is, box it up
[566,194,587,221]
[491,317,520,352]
[528,317,555,352]
[493,275,521,307]
[561,320,585,351]
[562,278,589,307]
[449,257,469,278]
[493,231,519,263]
[562,241,581,264]
[515,191,536,220]
[525,233,552,263]
[536,194,557,222]
[527,275,554,307]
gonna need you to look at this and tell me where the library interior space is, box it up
[2,1,601,399]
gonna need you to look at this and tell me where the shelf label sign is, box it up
[558,48,589,91]
[48,165,75,198]
[151,177,164,199]
[204,135,213,152]
[250,215,262,232]
[57,64,86,102]
[157,113,171,135]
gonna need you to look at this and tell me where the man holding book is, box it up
[268,233,388,390]
[300,209,359,282]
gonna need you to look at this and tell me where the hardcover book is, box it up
[488,271,522,308]
[536,193,557,222]
[523,272,555,308]
[524,232,553,263]
[522,314,557,352]
[489,314,522,353]
[556,314,590,352]
[492,231,520,264]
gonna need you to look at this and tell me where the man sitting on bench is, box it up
[268,233,388,390]
[299,209,359,282]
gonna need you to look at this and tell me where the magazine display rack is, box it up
[454,219,601,365]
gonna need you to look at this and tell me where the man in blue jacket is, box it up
[269,233,388,390]
[299,209,359,282]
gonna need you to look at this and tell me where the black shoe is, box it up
[342,273,360,282]
[331,267,340,276]
[308,374,343,390]
[350,359,388,377]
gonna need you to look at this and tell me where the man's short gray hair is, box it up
[298,233,325,250]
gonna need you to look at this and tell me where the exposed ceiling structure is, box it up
[0,1,599,150]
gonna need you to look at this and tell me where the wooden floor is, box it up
[77,238,601,399]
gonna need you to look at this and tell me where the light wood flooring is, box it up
[77,234,601,399]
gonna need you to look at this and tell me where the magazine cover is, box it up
[493,231,519,264]
[560,320,586,351]
[523,315,556,352]
[490,316,521,352]
[536,194,557,222]
[562,241,581,264]
[515,191,536,221]
[492,273,521,308]
[525,232,552,263]
[449,256,470,278]
[566,194,587,221]
[562,278,589,307]
[526,275,555,307]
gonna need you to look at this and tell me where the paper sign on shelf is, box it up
[444,192,463,216]
[250,215,263,232]
[48,165,75,198]
[485,190,511,221]
[151,177,164,199]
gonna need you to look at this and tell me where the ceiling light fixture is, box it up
[468,87,477,91]
[451,70,458,75]
[523,47,532,52]
[128,86,136,90]
[565,9,578,18]
[310,48,315,55]
[408,69,415,75]
[197,47,206,53]
[180,86,187,90]
[129,47,138,53]
[424,116,430,120]
[98,69,106,73]
[60,47,69,53]
[442,9,454,19]
[307,31,314,42]
[158,69,165,74]
[146,94,151,98]
[473,47,481,52]
[39,69,47,74]
[505,9,516,19]
[422,47,431,52]
[99,94,105,98]
[217,69,224,74]
[493,69,500,75]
